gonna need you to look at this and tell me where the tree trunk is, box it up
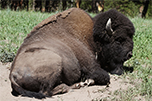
[32,0,35,11]
[92,0,96,13]
[41,0,46,12]
[142,0,149,18]
[28,0,32,11]
[25,0,29,11]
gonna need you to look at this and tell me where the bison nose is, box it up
[127,51,132,59]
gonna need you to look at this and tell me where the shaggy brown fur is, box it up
[9,8,110,99]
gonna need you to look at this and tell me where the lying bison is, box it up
[9,8,135,99]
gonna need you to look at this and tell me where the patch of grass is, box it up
[89,13,97,17]
[0,48,15,63]
[124,17,152,100]
[0,9,54,62]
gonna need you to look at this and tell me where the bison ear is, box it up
[106,18,114,36]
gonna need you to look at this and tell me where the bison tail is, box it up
[10,75,46,99]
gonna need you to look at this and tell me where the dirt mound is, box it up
[0,62,133,101]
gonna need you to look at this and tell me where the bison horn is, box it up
[106,18,114,35]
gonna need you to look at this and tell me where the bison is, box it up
[9,8,135,99]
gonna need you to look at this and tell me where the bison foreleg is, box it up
[52,84,70,95]
[90,68,110,85]
[52,79,95,95]
[52,83,83,95]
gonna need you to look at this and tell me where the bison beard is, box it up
[9,8,135,99]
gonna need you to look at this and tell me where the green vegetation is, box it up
[104,0,140,17]
[0,9,152,100]
[122,17,152,100]
[1,0,152,17]
[0,9,53,62]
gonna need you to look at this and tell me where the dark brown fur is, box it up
[93,9,135,75]
[9,8,110,99]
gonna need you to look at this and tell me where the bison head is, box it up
[93,9,135,75]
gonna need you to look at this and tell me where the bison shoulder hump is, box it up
[31,8,92,32]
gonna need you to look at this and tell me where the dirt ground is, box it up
[0,62,133,101]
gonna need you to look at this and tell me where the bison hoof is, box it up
[75,79,95,88]
[84,79,95,86]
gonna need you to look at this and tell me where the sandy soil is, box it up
[0,62,133,101]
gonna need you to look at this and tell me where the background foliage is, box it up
[0,0,152,17]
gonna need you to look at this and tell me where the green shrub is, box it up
[104,0,140,17]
